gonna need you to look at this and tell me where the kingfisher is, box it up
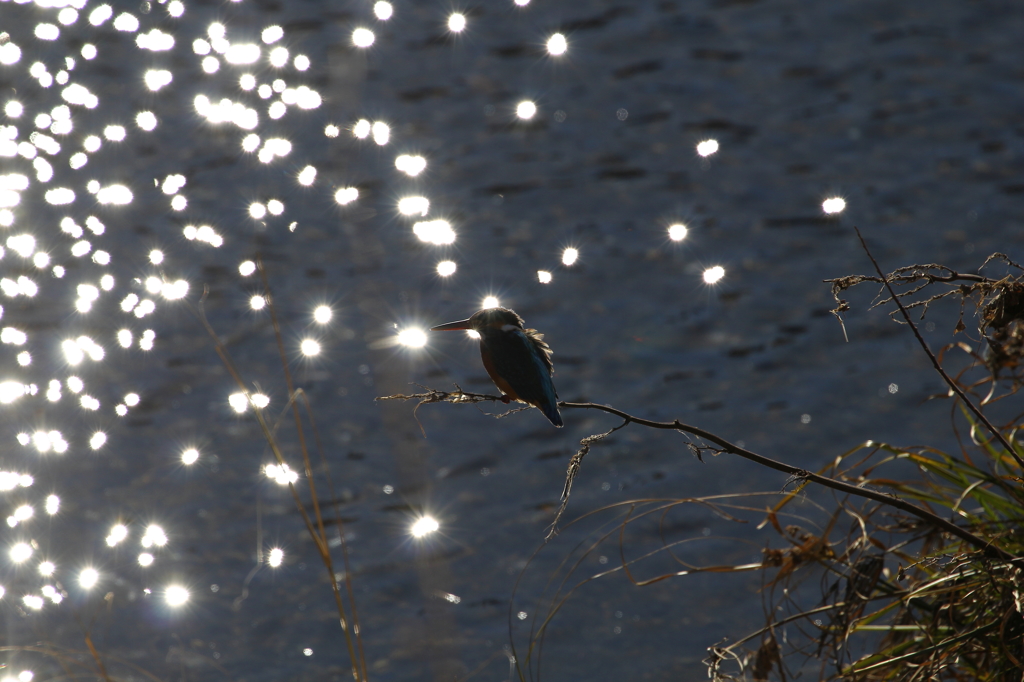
[431,307,563,427]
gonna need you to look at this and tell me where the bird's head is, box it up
[431,307,525,334]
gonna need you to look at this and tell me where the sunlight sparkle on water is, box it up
[696,139,719,157]
[538,270,552,283]
[250,295,266,310]
[313,305,332,324]
[0,43,21,66]
[372,121,390,145]
[226,44,261,65]
[395,154,426,177]
[138,552,153,566]
[448,13,467,32]
[413,220,455,245]
[668,223,688,241]
[79,567,99,588]
[142,524,168,548]
[229,392,248,412]
[398,328,428,348]
[268,47,288,68]
[334,187,359,205]
[239,261,256,276]
[165,585,189,607]
[89,432,106,449]
[262,26,284,44]
[562,247,579,266]
[39,561,55,576]
[45,495,59,514]
[398,196,429,216]
[181,448,199,465]
[516,100,537,120]
[352,119,371,139]
[703,266,725,284]
[437,260,456,277]
[10,504,32,525]
[114,13,139,32]
[547,33,567,55]
[297,165,316,186]
[136,111,157,131]
[137,30,174,52]
[482,296,500,309]
[268,547,284,567]
[265,462,298,485]
[106,523,128,546]
[374,1,394,20]
[143,69,173,91]
[822,197,846,214]
[97,184,132,205]
[411,515,439,538]
[352,28,375,48]
[300,339,320,356]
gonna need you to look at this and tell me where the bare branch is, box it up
[378,388,1014,561]
[853,227,1024,471]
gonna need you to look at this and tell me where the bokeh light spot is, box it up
[411,515,439,538]
[516,100,537,120]
[313,305,332,324]
[696,139,719,157]
[547,33,567,55]
[703,266,725,284]
[165,585,189,607]
[352,28,375,48]
[448,13,467,32]
[79,567,99,588]
[822,197,846,214]
[398,329,427,348]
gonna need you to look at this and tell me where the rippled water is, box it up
[0,0,1021,679]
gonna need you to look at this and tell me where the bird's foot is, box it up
[500,394,511,404]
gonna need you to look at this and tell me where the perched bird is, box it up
[431,307,563,427]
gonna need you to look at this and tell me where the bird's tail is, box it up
[538,400,563,427]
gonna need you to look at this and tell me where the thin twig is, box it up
[193,292,365,682]
[853,227,1024,471]
[377,387,1015,561]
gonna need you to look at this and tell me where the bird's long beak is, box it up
[430,318,473,331]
